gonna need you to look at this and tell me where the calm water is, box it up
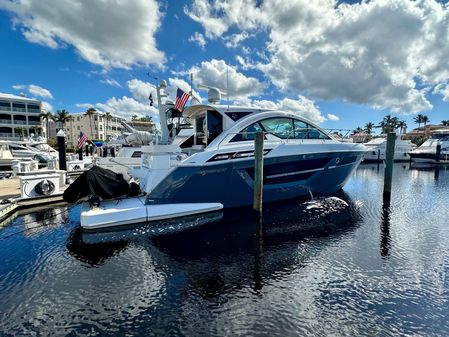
[1,163,449,336]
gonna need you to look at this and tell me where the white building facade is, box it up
[64,111,124,148]
[0,93,44,140]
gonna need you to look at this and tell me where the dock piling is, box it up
[383,132,396,198]
[253,131,264,214]
[57,130,67,171]
[436,144,441,163]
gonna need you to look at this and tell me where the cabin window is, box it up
[131,151,142,158]
[260,118,294,139]
[231,122,263,142]
[293,120,330,139]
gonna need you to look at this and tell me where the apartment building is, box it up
[64,111,125,148]
[0,93,44,140]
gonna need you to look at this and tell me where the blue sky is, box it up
[1,0,449,133]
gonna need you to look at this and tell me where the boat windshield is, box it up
[431,133,449,140]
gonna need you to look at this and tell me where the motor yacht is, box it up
[0,141,14,169]
[74,81,367,229]
[409,129,449,164]
[363,135,416,162]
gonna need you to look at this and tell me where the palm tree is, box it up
[414,114,424,129]
[39,110,54,139]
[85,107,96,139]
[352,126,363,135]
[364,122,375,135]
[54,109,71,132]
[397,120,407,134]
[377,115,399,133]
[422,115,430,127]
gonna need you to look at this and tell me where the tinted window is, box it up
[260,118,293,139]
[231,122,263,142]
[131,151,142,158]
[293,119,329,139]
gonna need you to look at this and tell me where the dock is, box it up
[0,172,84,225]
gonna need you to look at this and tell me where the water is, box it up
[1,163,449,336]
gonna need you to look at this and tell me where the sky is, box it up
[1,0,449,134]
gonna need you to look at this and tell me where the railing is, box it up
[28,121,42,125]
[27,109,40,114]
[13,120,27,124]
[0,119,12,124]
[12,108,26,112]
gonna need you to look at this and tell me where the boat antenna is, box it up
[226,63,230,111]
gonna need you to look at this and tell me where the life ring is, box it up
[35,179,55,196]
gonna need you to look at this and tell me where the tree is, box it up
[39,110,54,139]
[85,107,96,139]
[54,109,71,130]
[441,120,449,126]
[422,115,430,127]
[132,114,139,121]
[414,114,424,129]
[352,126,363,135]
[397,120,407,134]
[377,115,399,133]
[364,122,375,134]
[139,115,153,122]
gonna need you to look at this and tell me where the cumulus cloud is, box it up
[1,0,164,69]
[188,32,206,49]
[76,79,159,119]
[252,96,325,124]
[327,113,339,121]
[189,59,264,100]
[12,84,53,99]
[185,0,449,114]
[41,101,53,112]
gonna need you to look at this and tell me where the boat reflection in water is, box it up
[67,192,362,294]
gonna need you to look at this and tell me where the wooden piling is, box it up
[383,132,396,197]
[436,144,441,163]
[253,131,264,213]
[78,147,83,161]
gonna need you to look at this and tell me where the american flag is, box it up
[77,131,88,148]
[175,88,189,111]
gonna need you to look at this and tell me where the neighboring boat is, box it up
[409,129,449,164]
[363,135,416,162]
[6,142,54,163]
[0,141,14,169]
[75,80,367,230]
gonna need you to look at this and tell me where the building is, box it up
[63,110,125,148]
[0,93,44,140]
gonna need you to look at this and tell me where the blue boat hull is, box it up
[146,151,364,208]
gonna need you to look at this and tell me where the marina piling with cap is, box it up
[383,132,396,198]
[57,130,67,171]
[253,131,264,213]
[436,144,441,162]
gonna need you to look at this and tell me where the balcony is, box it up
[0,132,14,138]
[13,120,27,125]
[28,121,42,125]
[12,108,26,113]
[27,109,40,114]
[0,119,12,124]
[0,106,11,112]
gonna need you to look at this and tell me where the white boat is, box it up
[78,80,367,230]
[363,135,416,162]
[0,141,14,169]
[409,129,449,164]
